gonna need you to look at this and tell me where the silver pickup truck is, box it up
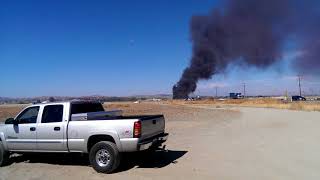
[0,101,168,173]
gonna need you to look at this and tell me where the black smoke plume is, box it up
[173,0,320,99]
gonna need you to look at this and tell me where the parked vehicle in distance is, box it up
[229,93,244,99]
[292,96,306,101]
[0,101,168,173]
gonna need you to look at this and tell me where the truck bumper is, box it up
[138,133,169,151]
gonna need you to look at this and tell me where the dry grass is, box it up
[0,99,318,123]
[107,104,130,109]
[167,98,320,112]
[0,105,27,122]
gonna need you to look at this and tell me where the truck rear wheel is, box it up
[0,142,9,167]
[89,141,120,173]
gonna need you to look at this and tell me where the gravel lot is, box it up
[1,102,320,180]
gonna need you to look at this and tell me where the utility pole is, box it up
[298,75,302,96]
[243,83,246,98]
[215,86,218,98]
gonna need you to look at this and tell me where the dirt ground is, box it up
[1,102,320,180]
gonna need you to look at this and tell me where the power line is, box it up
[215,86,218,97]
[243,83,246,98]
[298,75,302,96]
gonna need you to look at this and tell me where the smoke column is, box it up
[173,0,320,99]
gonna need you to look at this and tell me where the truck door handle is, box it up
[153,120,157,124]
[54,127,61,131]
[30,127,36,131]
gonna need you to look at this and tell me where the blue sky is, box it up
[1,0,319,97]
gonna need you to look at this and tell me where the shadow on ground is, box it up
[116,150,188,172]
[7,149,187,172]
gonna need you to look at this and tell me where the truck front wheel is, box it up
[89,141,120,173]
[0,142,9,167]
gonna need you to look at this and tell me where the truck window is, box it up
[16,106,40,124]
[42,105,64,123]
[71,103,104,114]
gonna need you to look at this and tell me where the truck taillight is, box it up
[133,121,141,138]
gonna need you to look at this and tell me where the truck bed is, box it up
[68,113,165,152]
[83,114,165,141]
[71,110,163,121]
[81,114,164,121]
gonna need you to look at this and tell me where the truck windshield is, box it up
[71,103,104,114]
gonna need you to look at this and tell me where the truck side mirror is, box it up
[13,119,19,125]
[5,118,15,124]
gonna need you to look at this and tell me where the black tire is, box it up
[0,142,10,167]
[89,141,120,173]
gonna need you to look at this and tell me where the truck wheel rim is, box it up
[95,149,111,167]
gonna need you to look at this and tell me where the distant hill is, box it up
[0,95,172,104]
[131,94,172,99]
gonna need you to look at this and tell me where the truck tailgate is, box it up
[140,115,165,140]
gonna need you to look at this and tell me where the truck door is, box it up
[6,106,40,151]
[36,104,68,151]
